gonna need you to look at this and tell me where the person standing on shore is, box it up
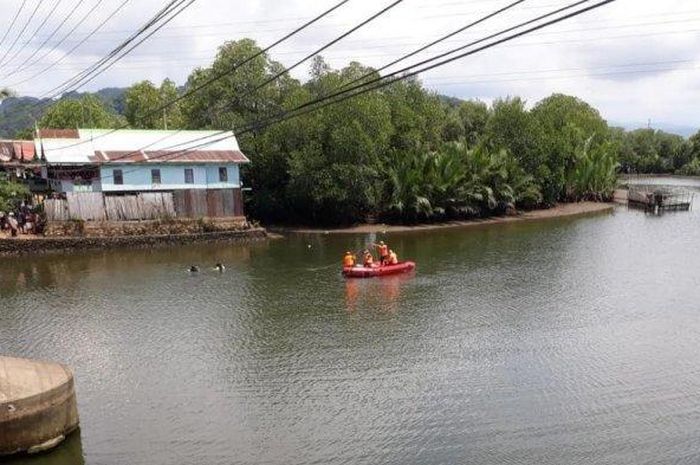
[7,212,18,237]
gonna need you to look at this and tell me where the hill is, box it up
[0,88,127,138]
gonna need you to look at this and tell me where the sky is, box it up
[1,0,698,133]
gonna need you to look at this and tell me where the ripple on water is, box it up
[1,190,700,465]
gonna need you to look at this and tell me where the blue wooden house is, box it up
[37,128,250,219]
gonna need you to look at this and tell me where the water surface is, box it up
[1,179,699,465]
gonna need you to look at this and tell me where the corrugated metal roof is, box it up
[144,150,249,163]
[40,129,248,165]
[0,140,36,162]
[90,149,249,164]
[13,141,35,162]
[37,129,80,139]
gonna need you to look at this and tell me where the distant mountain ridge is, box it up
[1,88,697,140]
[610,120,697,138]
[0,88,127,138]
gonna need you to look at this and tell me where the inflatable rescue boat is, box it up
[343,261,416,278]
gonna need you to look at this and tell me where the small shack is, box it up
[627,185,694,213]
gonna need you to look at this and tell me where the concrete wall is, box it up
[100,163,241,192]
[0,357,79,456]
[0,227,267,256]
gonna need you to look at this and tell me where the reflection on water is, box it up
[4,431,84,465]
[0,178,699,465]
[345,274,412,314]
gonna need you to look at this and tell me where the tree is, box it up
[280,62,393,225]
[531,94,610,203]
[457,100,490,147]
[181,38,298,131]
[484,97,546,192]
[39,95,124,129]
[383,77,446,151]
[0,174,30,211]
[124,79,184,129]
[566,137,619,201]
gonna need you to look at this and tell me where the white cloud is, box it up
[2,0,698,129]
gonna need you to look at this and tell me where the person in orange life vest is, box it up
[388,249,399,265]
[363,250,375,267]
[343,251,356,267]
[373,241,389,265]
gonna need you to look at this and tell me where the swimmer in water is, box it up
[214,263,226,272]
[189,265,200,273]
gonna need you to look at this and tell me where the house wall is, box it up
[100,163,241,192]
[50,179,102,193]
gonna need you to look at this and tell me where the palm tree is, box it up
[567,136,619,201]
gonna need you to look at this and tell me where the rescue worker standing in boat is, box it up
[373,241,390,266]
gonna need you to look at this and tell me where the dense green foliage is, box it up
[124,79,184,129]
[0,174,30,211]
[3,37,700,225]
[39,95,125,129]
[613,128,694,174]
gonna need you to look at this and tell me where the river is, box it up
[2,178,699,465]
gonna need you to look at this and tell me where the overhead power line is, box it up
[35,0,193,101]
[336,0,528,93]
[255,0,594,127]
[165,0,595,153]
[4,0,108,87]
[2,0,77,78]
[0,0,64,72]
[251,0,406,94]
[237,0,619,137]
[0,0,29,52]
[0,0,45,68]
[84,0,619,179]
[139,0,617,160]
[99,0,408,163]
[38,0,353,153]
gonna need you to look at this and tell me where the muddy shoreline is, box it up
[271,202,615,235]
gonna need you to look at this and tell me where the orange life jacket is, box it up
[343,254,355,267]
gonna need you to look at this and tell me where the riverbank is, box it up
[0,227,268,256]
[272,202,614,235]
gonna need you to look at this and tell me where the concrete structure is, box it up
[36,128,248,194]
[0,356,79,456]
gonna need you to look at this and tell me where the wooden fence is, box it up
[104,193,176,221]
[172,189,243,219]
[44,189,244,222]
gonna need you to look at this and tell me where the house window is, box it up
[184,168,194,184]
[151,169,161,185]
[114,169,123,185]
[218,167,228,183]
